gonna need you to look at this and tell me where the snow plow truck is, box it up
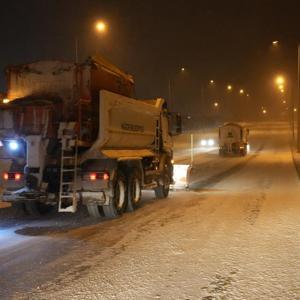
[218,123,249,156]
[0,56,181,218]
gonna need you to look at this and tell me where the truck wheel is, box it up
[127,170,142,212]
[103,172,127,218]
[24,201,53,216]
[155,183,170,199]
[87,203,103,218]
[155,173,170,199]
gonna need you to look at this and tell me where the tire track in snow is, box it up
[189,144,264,191]
[244,192,266,225]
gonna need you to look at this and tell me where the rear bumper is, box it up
[2,187,48,202]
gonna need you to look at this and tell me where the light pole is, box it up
[168,67,185,111]
[272,40,300,150]
[74,20,107,63]
[297,44,300,151]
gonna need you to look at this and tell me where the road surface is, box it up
[1,122,300,299]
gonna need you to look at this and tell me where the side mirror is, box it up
[169,113,182,136]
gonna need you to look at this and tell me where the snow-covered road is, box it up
[1,122,300,299]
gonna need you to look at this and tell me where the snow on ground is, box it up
[1,122,300,299]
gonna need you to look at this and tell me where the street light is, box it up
[239,89,244,95]
[210,80,214,84]
[227,85,232,91]
[168,67,187,110]
[95,21,107,33]
[271,41,300,151]
[213,102,219,107]
[75,20,108,63]
[275,75,285,86]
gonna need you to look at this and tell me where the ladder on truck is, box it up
[59,135,78,213]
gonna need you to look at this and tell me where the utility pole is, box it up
[75,37,79,63]
[168,79,172,111]
[297,44,300,151]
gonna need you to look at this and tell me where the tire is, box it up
[154,170,170,199]
[155,182,170,199]
[103,171,127,218]
[87,203,103,218]
[127,170,142,212]
[24,201,53,216]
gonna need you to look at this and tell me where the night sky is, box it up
[1,0,300,118]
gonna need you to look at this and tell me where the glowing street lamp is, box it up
[275,75,285,86]
[272,40,279,46]
[210,80,214,84]
[75,20,108,63]
[262,109,267,114]
[227,85,232,91]
[239,89,244,95]
[168,67,187,110]
[213,101,219,107]
[95,21,107,33]
[2,98,9,104]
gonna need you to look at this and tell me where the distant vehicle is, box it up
[218,123,249,156]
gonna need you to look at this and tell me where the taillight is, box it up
[89,173,97,181]
[3,172,22,181]
[3,172,8,180]
[88,172,110,181]
[15,173,21,181]
[103,172,110,180]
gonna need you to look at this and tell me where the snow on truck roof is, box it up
[220,122,244,129]
[86,55,134,84]
[6,55,134,84]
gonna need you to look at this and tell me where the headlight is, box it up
[200,139,215,147]
[208,139,215,146]
[200,139,207,146]
[8,140,19,151]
